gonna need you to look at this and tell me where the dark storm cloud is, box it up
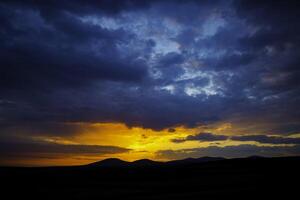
[157,144,300,160]
[2,0,224,16]
[231,135,300,145]
[0,0,300,141]
[171,133,300,145]
[0,139,130,158]
[0,122,90,137]
[0,4,147,93]
[203,52,256,71]
[157,52,184,68]
[1,0,154,15]
[172,132,228,143]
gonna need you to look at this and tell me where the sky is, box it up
[1,0,300,166]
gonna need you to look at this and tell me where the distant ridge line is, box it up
[86,156,226,167]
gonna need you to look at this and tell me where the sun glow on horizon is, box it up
[2,121,290,166]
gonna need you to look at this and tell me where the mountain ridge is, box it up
[86,156,226,167]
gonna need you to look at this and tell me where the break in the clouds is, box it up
[0,0,300,163]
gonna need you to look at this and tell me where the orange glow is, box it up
[2,122,286,166]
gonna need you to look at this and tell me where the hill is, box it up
[86,156,225,167]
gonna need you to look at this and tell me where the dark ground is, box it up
[1,156,299,199]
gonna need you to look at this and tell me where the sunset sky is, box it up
[1,0,300,166]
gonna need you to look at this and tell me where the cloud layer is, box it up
[172,132,300,145]
[1,0,300,162]
[157,144,300,160]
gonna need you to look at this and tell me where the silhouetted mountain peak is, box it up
[87,158,129,167]
[132,159,162,166]
[87,156,226,167]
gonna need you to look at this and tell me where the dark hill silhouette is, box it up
[86,156,225,168]
[87,158,129,167]
[131,159,163,166]
[1,156,300,199]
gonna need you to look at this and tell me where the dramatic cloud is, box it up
[0,139,130,166]
[231,135,300,145]
[157,144,300,160]
[1,0,300,131]
[0,142,129,155]
[172,132,300,145]
[172,132,228,143]
[0,0,300,164]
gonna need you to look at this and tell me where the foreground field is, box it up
[1,156,299,199]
